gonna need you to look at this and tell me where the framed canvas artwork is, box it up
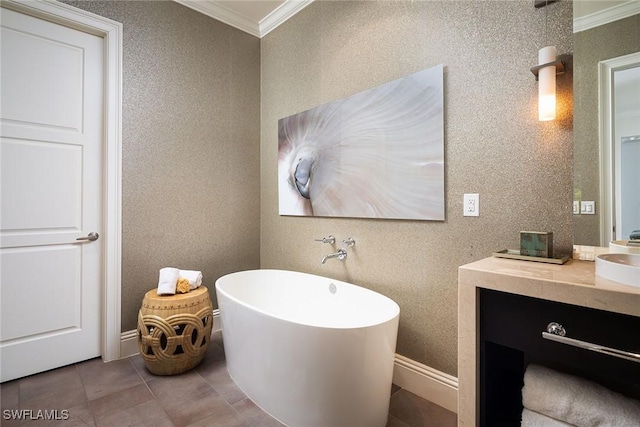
[278,64,444,221]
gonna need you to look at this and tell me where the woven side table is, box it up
[137,286,213,375]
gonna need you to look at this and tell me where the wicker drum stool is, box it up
[137,286,213,375]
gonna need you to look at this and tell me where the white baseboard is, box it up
[121,311,458,414]
[120,309,222,358]
[212,308,221,331]
[120,329,139,358]
[393,354,458,414]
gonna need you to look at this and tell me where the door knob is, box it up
[76,232,99,241]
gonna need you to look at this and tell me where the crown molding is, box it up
[573,0,640,33]
[173,0,259,37]
[259,0,314,37]
[173,0,314,38]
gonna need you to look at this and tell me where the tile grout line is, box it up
[126,356,177,426]
[192,366,255,427]
[74,362,98,426]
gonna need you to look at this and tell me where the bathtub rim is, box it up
[215,268,400,330]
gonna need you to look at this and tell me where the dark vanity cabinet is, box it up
[479,289,640,426]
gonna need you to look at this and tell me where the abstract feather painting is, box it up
[278,64,444,221]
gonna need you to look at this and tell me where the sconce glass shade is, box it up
[538,46,557,121]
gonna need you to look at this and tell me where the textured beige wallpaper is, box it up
[261,0,573,376]
[573,15,640,246]
[65,1,261,332]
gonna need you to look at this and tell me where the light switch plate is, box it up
[581,201,595,215]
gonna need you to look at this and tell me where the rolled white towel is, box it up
[521,408,575,427]
[157,267,180,295]
[522,364,640,427]
[179,269,202,290]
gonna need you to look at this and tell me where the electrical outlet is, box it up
[464,193,479,217]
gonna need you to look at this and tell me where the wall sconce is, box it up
[530,0,565,121]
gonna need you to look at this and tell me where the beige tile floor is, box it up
[1,331,456,426]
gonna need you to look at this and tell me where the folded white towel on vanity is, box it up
[179,269,202,289]
[157,267,180,295]
[521,408,574,427]
[522,364,640,427]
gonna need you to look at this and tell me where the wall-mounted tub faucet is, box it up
[320,237,355,264]
[315,235,335,244]
[321,248,347,264]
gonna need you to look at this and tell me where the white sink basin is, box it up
[609,240,640,254]
[595,253,640,288]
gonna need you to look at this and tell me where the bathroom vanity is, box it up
[458,255,640,426]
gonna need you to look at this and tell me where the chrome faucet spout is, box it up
[321,248,347,264]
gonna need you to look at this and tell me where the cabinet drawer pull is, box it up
[543,322,640,364]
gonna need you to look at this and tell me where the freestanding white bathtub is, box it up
[215,269,400,427]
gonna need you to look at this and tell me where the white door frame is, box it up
[1,0,123,362]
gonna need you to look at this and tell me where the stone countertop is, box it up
[458,256,640,317]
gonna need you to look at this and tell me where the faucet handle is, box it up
[315,235,335,244]
[342,237,355,247]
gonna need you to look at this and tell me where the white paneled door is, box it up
[1,7,104,382]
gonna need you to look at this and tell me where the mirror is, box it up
[598,54,640,246]
[573,3,640,248]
